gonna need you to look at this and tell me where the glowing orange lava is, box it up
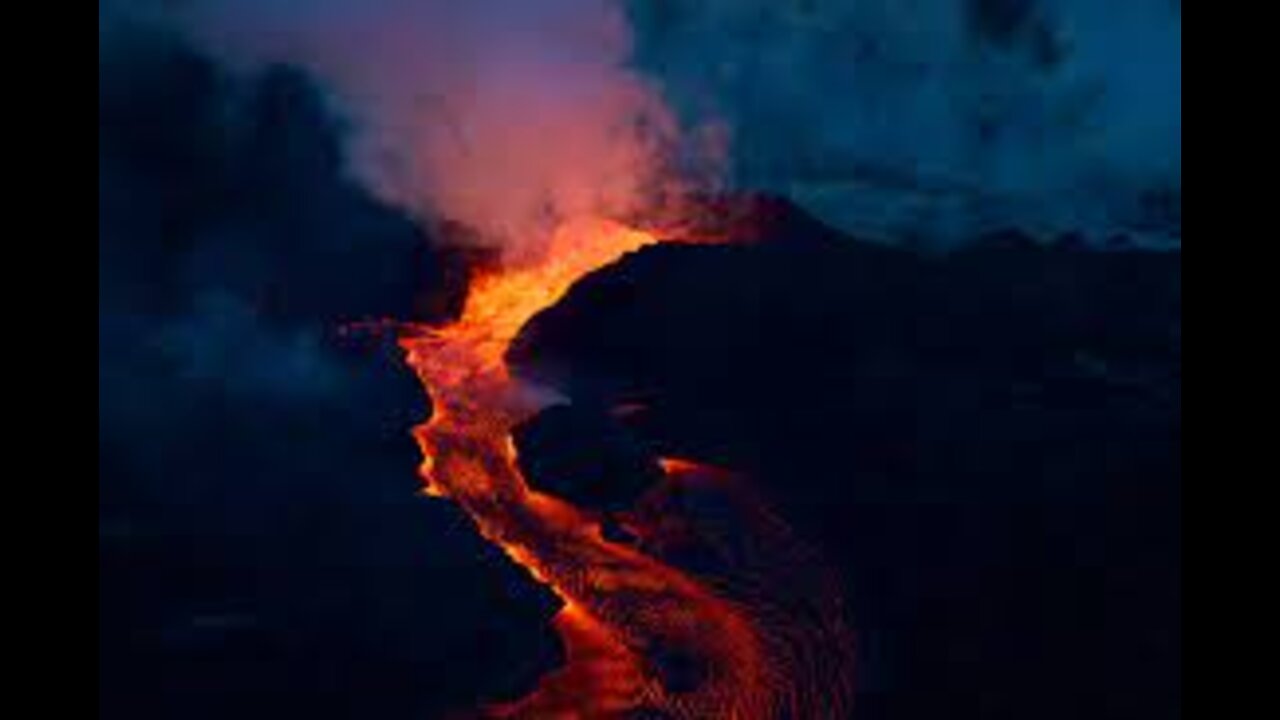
[398,216,851,718]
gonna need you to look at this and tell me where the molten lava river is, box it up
[398,217,853,719]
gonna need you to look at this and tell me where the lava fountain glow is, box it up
[398,216,853,718]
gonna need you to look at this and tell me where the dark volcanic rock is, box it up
[99,29,560,720]
[509,197,1181,720]
[514,403,665,512]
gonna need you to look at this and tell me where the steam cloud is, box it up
[628,0,1181,244]
[168,0,702,261]
[122,0,1179,247]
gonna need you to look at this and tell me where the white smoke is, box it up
[169,0,704,260]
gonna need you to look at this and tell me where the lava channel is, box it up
[398,216,853,719]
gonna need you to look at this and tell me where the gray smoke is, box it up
[627,0,1181,245]
[115,0,1179,247]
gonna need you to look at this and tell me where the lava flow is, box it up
[398,216,851,718]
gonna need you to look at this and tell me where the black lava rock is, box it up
[513,403,665,513]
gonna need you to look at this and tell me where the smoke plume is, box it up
[120,0,1179,249]
[168,0,700,261]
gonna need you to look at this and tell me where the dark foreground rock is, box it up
[514,403,665,512]
[509,197,1180,720]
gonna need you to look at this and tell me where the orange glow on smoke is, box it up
[398,217,851,718]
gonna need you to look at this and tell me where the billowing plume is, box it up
[134,0,1179,249]
[628,0,1181,244]
[170,0,705,260]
